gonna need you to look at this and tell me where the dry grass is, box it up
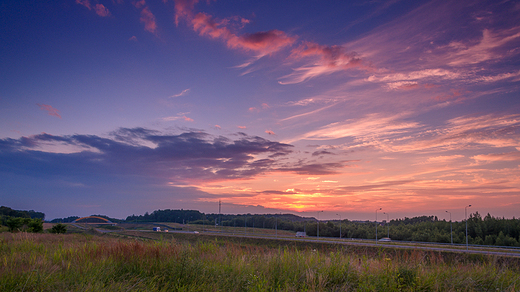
[1,232,519,291]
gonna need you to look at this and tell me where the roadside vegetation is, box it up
[126,209,520,247]
[1,231,519,291]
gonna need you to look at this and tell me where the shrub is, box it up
[50,223,67,234]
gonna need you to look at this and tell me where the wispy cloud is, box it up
[170,88,190,98]
[472,152,520,163]
[76,0,91,10]
[446,28,520,66]
[76,0,111,17]
[161,113,194,122]
[37,104,62,119]
[279,42,365,84]
[289,113,419,143]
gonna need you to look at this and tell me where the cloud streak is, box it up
[37,104,62,119]
[280,42,364,84]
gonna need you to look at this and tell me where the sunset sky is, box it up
[1,0,519,221]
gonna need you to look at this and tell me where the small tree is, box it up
[50,223,67,234]
[27,219,43,233]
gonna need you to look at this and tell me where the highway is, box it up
[170,229,520,258]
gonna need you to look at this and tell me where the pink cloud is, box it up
[214,125,221,129]
[134,0,146,9]
[129,36,138,41]
[280,42,363,84]
[447,29,520,66]
[94,4,111,17]
[237,126,247,129]
[265,130,275,135]
[170,88,190,98]
[175,2,295,57]
[76,0,92,10]
[140,6,157,34]
[37,104,62,119]
[183,116,194,122]
[174,0,199,26]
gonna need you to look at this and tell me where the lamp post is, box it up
[445,211,452,244]
[317,211,324,239]
[275,215,277,238]
[375,208,382,243]
[336,214,342,239]
[383,212,389,238]
[465,205,472,250]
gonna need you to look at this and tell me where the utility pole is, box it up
[336,214,342,239]
[465,205,472,250]
[317,211,324,239]
[375,208,382,243]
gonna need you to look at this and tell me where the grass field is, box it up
[1,231,519,291]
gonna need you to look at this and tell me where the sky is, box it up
[1,0,519,221]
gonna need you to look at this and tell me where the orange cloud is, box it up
[265,130,275,135]
[214,125,221,129]
[37,104,62,119]
[237,126,247,129]
[94,4,111,17]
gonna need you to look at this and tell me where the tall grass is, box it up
[1,232,519,291]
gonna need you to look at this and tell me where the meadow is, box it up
[1,231,519,291]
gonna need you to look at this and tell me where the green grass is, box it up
[1,232,519,291]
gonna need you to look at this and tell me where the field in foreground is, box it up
[1,232,519,291]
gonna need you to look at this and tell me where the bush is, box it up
[50,223,67,234]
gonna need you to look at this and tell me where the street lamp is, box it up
[375,208,382,243]
[336,214,342,239]
[383,212,389,238]
[465,205,472,250]
[445,211,452,244]
[317,211,324,239]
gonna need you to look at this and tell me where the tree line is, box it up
[0,206,44,232]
